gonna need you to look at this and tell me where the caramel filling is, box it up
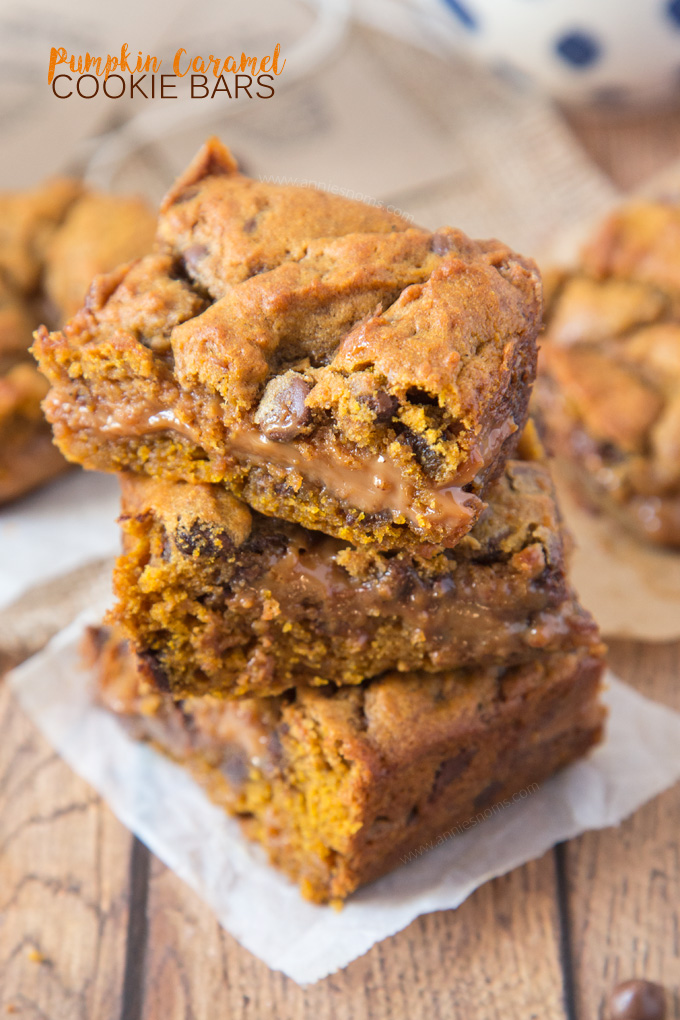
[450,419,517,486]
[227,427,479,531]
[228,533,573,663]
[82,398,481,533]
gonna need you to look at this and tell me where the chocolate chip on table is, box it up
[607,979,667,1020]
[362,390,399,422]
[254,372,311,441]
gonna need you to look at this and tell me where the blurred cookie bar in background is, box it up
[537,199,680,549]
[0,178,155,504]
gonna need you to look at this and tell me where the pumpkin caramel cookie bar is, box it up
[537,198,680,548]
[111,456,598,698]
[88,625,606,904]
[34,138,542,550]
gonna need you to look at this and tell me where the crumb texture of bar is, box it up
[0,176,155,503]
[90,626,606,904]
[538,199,680,547]
[34,137,542,549]
[110,457,600,697]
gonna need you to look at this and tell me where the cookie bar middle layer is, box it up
[112,457,597,698]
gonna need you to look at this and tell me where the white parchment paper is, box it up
[8,607,680,985]
[0,473,120,611]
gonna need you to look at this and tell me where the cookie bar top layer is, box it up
[111,456,599,698]
[34,137,542,550]
[91,626,606,903]
[538,199,680,547]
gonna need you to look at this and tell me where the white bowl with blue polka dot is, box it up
[419,0,680,106]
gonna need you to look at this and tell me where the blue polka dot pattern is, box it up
[440,0,477,31]
[555,31,601,68]
[668,0,680,27]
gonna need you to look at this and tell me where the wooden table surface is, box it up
[1,110,680,1020]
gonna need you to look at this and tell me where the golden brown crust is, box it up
[159,135,239,211]
[537,198,680,547]
[157,138,410,291]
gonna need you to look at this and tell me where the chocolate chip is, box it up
[242,216,257,234]
[254,372,311,442]
[219,745,250,789]
[399,428,441,475]
[361,390,399,422]
[608,980,667,1020]
[160,530,173,562]
[429,749,476,801]
[365,509,394,524]
[431,230,455,256]
[175,521,232,558]
[139,650,171,693]
[265,730,285,771]
[368,816,395,837]
[182,243,209,276]
[473,779,504,811]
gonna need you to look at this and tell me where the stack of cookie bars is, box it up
[33,139,606,903]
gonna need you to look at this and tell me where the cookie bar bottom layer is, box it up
[89,627,606,904]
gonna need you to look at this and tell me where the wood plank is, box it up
[563,640,680,1020]
[139,850,568,1020]
[0,681,133,1019]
